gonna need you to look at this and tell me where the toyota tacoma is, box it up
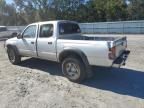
[5,20,129,82]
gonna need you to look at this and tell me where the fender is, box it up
[6,45,20,55]
[59,49,88,63]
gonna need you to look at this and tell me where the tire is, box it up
[62,57,86,83]
[7,47,21,65]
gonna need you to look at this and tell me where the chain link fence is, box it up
[79,20,144,34]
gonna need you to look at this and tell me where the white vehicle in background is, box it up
[5,20,130,82]
[0,26,19,40]
[0,26,7,32]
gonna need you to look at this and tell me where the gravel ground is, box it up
[0,35,144,108]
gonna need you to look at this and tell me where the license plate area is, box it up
[112,50,130,67]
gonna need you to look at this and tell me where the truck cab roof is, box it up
[30,20,78,25]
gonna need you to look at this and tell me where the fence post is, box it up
[123,22,124,34]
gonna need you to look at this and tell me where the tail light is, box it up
[108,46,116,60]
[125,41,127,48]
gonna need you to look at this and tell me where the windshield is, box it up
[59,22,81,35]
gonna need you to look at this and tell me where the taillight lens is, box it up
[109,46,116,60]
[125,41,127,48]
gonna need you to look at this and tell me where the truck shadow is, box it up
[84,67,144,99]
[19,58,144,99]
[19,58,62,76]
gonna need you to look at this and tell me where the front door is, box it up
[17,25,37,57]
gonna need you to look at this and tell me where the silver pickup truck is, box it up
[5,20,129,82]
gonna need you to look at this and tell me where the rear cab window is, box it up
[59,22,81,35]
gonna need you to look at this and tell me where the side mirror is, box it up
[17,33,23,39]
[11,32,18,38]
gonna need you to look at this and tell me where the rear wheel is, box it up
[7,47,21,65]
[62,57,86,83]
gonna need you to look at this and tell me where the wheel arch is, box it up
[6,44,20,55]
[59,49,89,66]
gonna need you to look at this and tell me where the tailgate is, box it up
[113,37,127,57]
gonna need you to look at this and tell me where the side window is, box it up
[40,24,53,38]
[23,25,36,38]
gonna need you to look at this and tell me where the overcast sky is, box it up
[6,0,13,4]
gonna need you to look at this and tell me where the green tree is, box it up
[87,0,128,22]
[0,0,18,25]
[0,0,6,25]
[106,0,128,21]
[1,0,144,25]
[127,0,144,20]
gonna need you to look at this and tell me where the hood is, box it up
[6,37,18,46]
[7,37,17,41]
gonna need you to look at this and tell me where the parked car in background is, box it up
[5,20,130,82]
[0,26,7,32]
[0,26,20,40]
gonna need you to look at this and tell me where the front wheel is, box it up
[7,47,21,65]
[62,57,86,83]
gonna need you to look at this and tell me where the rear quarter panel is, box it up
[57,40,113,67]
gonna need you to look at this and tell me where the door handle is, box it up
[31,42,35,44]
[48,42,52,44]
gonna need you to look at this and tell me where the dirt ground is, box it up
[0,35,144,108]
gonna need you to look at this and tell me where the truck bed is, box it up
[59,34,124,42]
[83,36,119,41]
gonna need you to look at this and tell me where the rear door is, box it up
[17,24,37,57]
[37,23,57,61]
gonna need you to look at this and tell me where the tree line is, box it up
[0,0,144,26]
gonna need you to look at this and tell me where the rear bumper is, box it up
[112,50,130,68]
